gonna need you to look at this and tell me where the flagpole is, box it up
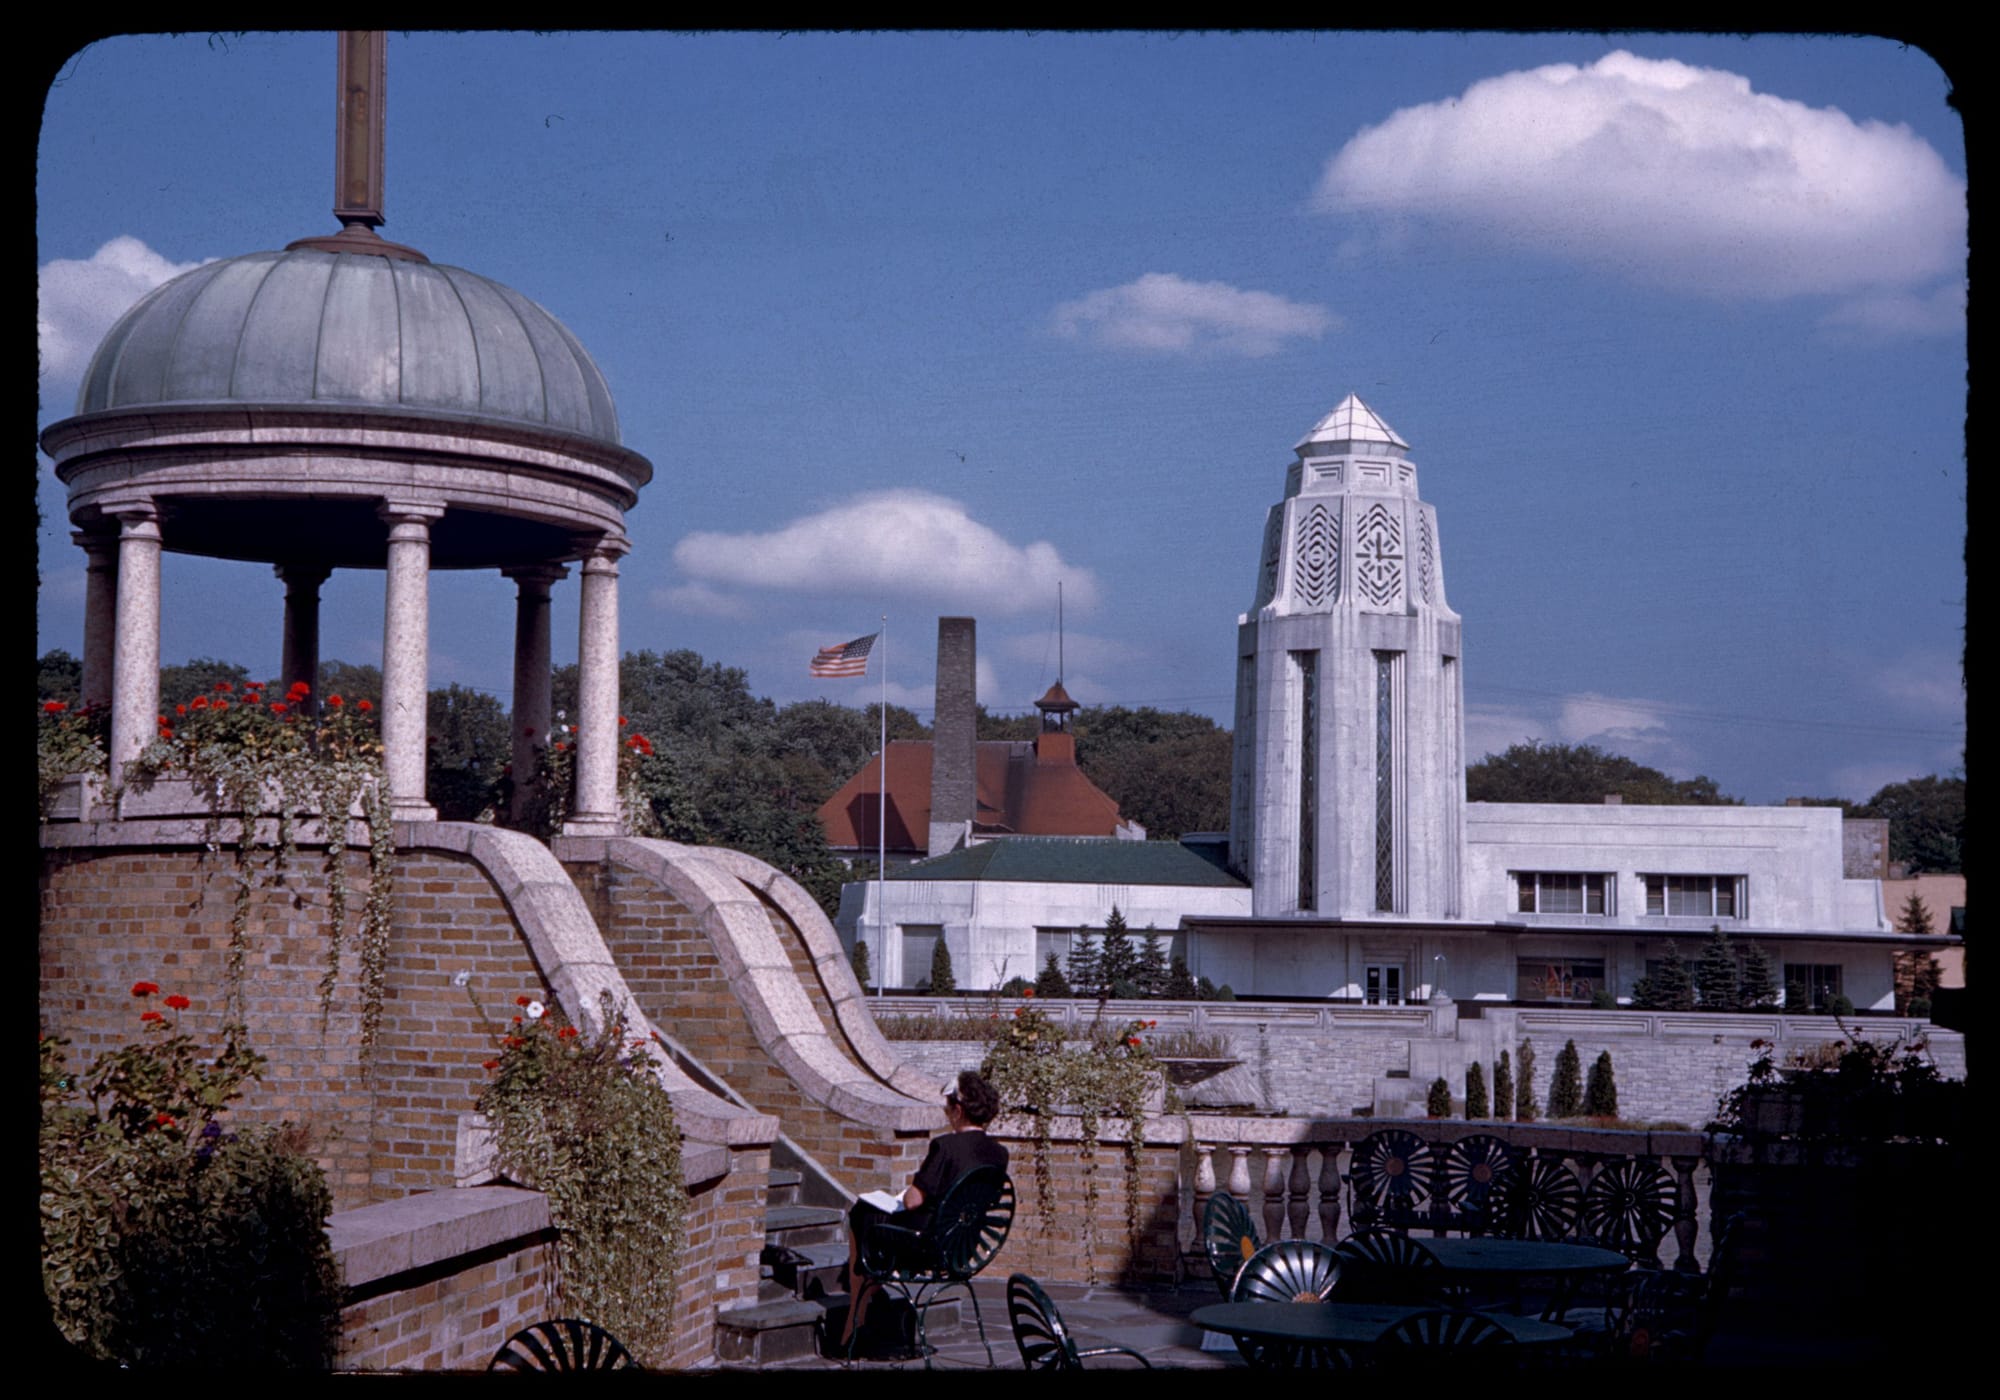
[875,614,887,1000]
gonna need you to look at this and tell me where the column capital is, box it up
[573,533,631,566]
[71,529,118,562]
[503,561,571,591]
[106,501,162,537]
[274,561,334,590]
[377,497,446,526]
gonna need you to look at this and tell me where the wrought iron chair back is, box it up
[1579,1158,1680,1262]
[1372,1307,1514,1363]
[1490,1155,1582,1241]
[1345,1128,1437,1228]
[1201,1189,1262,1299]
[1007,1273,1152,1371]
[488,1318,637,1371]
[1437,1132,1520,1231]
[1333,1227,1446,1305]
[1229,1240,1346,1369]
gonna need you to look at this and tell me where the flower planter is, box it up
[115,774,374,821]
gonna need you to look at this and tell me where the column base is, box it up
[387,798,439,822]
[561,814,623,837]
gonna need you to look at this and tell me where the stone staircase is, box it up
[715,1167,959,1365]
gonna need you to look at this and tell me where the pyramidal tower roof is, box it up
[1294,393,1409,456]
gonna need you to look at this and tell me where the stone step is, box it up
[760,1239,849,1301]
[764,1203,847,1249]
[714,1298,825,1366]
[767,1167,803,1209]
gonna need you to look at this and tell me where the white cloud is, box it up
[1466,691,1687,768]
[1819,281,1967,338]
[653,581,755,619]
[1315,51,1966,305]
[38,237,211,387]
[992,628,1143,675]
[672,490,1098,617]
[1049,272,1335,357]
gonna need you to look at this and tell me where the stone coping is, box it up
[988,1113,1708,1159]
[329,1186,551,1292]
[455,1113,730,1193]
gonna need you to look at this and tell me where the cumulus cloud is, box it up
[1315,51,1966,308]
[1050,272,1335,356]
[672,490,1098,617]
[654,581,755,619]
[1466,691,1686,768]
[38,236,211,387]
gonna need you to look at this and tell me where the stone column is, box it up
[504,563,567,821]
[563,541,626,836]
[73,530,117,710]
[277,562,332,718]
[107,504,162,787]
[379,502,443,821]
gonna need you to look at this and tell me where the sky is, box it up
[35,31,1966,805]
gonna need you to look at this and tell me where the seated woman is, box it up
[839,1069,1008,1349]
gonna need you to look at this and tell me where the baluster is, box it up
[1262,1149,1289,1241]
[1318,1144,1343,1244]
[1226,1145,1254,1202]
[1672,1153,1701,1272]
[1287,1146,1312,1240]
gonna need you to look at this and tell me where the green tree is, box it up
[924,938,957,996]
[1547,1040,1584,1118]
[1493,1049,1515,1122]
[1739,943,1780,1010]
[1426,1077,1453,1118]
[1896,892,1936,935]
[426,683,511,821]
[1071,706,1234,840]
[1165,955,1198,1000]
[851,938,872,990]
[1694,927,1742,1011]
[866,702,932,741]
[1034,952,1073,999]
[974,705,1038,741]
[1137,927,1170,998]
[1097,907,1140,998]
[1860,774,1965,874]
[1515,1040,1539,1122]
[1633,940,1695,1012]
[316,660,382,706]
[1466,741,1739,806]
[1584,1051,1619,1118]
[1066,935,1102,999]
[1465,1062,1489,1119]
[37,649,82,704]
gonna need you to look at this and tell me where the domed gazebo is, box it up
[39,33,652,831]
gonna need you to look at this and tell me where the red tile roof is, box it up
[818,736,1132,853]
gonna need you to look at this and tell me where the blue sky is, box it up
[36,32,1965,804]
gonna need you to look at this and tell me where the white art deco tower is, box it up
[1229,396,1467,919]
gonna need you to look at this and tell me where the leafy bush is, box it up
[1034,953,1073,999]
[1426,1077,1452,1118]
[37,698,107,814]
[40,983,339,1368]
[851,938,872,989]
[1464,1062,1488,1119]
[1493,1049,1515,1122]
[1515,1039,1539,1122]
[925,937,958,995]
[477,991,686,1367]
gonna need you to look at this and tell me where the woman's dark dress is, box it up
[850,1130,1010,1271]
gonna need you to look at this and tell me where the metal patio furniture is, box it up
[851,1165,1015,1367]
[1228,1239,1346,1369]
[1201,1189,1262,1299]
[488,1318,637,1371]
[1006,1273,1152,1371]
[1346,1128,1437,1230]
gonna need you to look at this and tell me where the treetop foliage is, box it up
[1467,742,1738,806]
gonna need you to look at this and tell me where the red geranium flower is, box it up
[132,981,160,997]
[271,702,288,714]
[1127,1036,1142,1047]
[214,681,232,692]
[164,994,190,1010]
[1022,987,1035,998]
[191,695,209,710]
[516,995,533,1007]
[503,1036,524,1049]
[558,1026,580,1040]
[618,715,628,726]
[155,1112,175,1128]
[357,700,373,712]
[213,700,230,712]
[141,1011,164,1023]
[289,681,310,698]
[42,700,66,713]
[176,704,187,715]
[327,694,344,707]
[482,1059,500,1071]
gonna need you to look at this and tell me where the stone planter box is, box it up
[114,774,374,821]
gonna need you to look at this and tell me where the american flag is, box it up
[810,633,877,678]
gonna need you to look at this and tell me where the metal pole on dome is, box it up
[876,614,887,1000]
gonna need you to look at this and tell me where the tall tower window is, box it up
[1374,650,1397,911]
[1294,650,1318,911]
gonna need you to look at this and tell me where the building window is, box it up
[1515,872,1614,916]
[1783,963,1844,1011]
[1643,874,1744,919]
[1516,958,1607,1003]
[1295,650,1317,911]
[1374,651,1397,911]
[1364,964,1404,1005]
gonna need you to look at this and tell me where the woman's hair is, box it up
[951,1070,1001,1126]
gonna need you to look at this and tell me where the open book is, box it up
[857,1190,904,1213]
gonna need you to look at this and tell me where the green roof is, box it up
[889,838,1248,888]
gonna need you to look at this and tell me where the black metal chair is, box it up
[1230,1239,1346,1369]
[1371,1307,1514,1367]
[1346,1128,1436,1230]
[488,1318,636,1371]
[1007,1273,1151,1370]
[1606,1211,1748,1365]
[1437,1132,1520,1232]
[1201,1189,1262,1299]
[1490,1156,1582,1241]
[1579,1158,1680,1264]
[852,1166,1015,1366]
[1333,1227,1446,1305]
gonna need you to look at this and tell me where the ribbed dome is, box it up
[77,247,622,445]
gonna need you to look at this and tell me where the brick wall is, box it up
[981,1134,1184,1287]
[670,1148,770,1368]
[40,844,548,1210]
[339,1237,556,1370]
[567,858,930,1194]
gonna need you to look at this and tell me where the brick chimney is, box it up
[928,618,976,856]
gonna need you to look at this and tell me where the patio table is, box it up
[1411,1237,1630,1320]
[1190,1301,1572,1357]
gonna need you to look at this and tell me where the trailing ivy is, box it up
[476,990,687,1366]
